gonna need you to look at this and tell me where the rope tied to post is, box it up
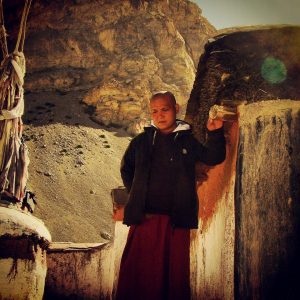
[0,0,33,209]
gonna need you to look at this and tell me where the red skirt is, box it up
[116,214,190,300]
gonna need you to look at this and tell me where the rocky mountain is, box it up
[2,0,215,242]
[6,0,215,134]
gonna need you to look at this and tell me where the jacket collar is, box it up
[145,119,191,133]
[144,120,192,145]
[173,120,191,132]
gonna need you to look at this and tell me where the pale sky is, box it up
[193,0,300,29]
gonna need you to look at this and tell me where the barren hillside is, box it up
[3,0,216,242]
[24,91,130,242]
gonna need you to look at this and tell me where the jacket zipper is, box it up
[170,132,180,228]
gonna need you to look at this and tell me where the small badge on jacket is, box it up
[182,148,188,154]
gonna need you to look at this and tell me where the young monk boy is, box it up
[116,91,226,300]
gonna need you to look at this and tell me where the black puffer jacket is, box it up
[120,121,226,228]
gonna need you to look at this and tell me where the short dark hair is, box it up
[150,91,176,105]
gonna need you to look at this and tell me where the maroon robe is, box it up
[116,214,190,300]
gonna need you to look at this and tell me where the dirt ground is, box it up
[23,90,130,243]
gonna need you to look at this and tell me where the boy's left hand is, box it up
[207,118,223,131]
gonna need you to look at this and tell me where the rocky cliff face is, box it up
[6,0,215,134]
[3,0,213,243]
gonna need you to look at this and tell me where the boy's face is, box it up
[149,96,179,134]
